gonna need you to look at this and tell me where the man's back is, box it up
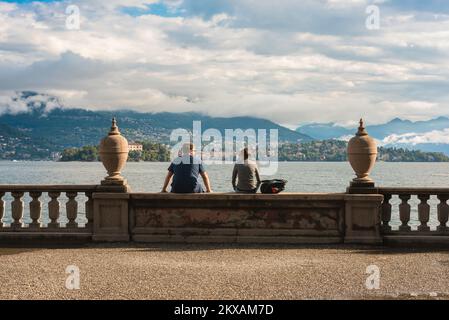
[233,160,260,192]
[168,155,205,193]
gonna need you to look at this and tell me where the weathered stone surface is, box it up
[344,194,383,244]
[93,193,130,242]
[134,207,340,230]
[129,194,347,243]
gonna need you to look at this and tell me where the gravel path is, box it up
[1,244,448,300]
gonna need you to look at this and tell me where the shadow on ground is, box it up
[0,248,41,256]
[1,243,448,255]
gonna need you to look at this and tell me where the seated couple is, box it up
[161,143,261,194]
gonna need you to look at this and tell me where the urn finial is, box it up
[356,118,368,136]
[347,118,378,192]
[99,117,130,192]
[109,117,120,135]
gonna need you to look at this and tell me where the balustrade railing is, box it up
[0,185,97,232]
[379,188,449,235]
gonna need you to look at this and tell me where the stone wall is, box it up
[119,193,382,244]
[0,190,384,245]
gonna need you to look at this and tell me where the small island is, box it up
[57,139,449,162]
[60,142,171,162]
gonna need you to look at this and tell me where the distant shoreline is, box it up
[2,160,449,163]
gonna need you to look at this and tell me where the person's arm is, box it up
[200,171,212,193]
[255,167,262,188]
[232,165,238,190]
[161,171,174,193]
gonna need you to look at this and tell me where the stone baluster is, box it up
[0,192,4,228]
[85,192,93,229]
[29,191,42,229]
[381,194,392,231]
[11,191,24,228]
[48,192,61,228]
[66,192,78,228]
[437,194,449,232]
[399,194,411,232]
[417,194,430,232]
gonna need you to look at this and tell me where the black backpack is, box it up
[260,179,287,194]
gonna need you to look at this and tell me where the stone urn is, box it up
[99,118,129,187]
[347,119,377,188]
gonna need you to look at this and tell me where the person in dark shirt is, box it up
[162,143,212,193]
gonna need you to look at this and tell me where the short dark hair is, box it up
[243,148,249,160]
[181,143,195,155]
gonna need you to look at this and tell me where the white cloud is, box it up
[0,93,28,115]
[0,0,448,126]
[383,129,449,145]
[0,91,62,115]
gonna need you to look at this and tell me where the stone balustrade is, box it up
[0,185,97,237]
[378,188,449,245]
[0,119,446,246]
[1,185,449,245]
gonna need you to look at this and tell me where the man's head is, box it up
[238,147,250,162]
[243,147,249,160]
[181,143,195,156]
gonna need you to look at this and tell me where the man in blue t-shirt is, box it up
[161,143,212,193]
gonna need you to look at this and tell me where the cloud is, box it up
[0,0,448,126]
[0,91,62,115]
[0,93,28,115]
[383,129,449,145]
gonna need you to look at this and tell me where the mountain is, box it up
[0,92,313,158]
[297,117,449,140]
[360,117,449,139]
[297,117,449,155]
[296,123,354,140]
[0,123,55,160]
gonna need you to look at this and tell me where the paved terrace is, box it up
[1,244,449,300]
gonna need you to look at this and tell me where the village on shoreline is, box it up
[55,140,449,163]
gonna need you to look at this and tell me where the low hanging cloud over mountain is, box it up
[0,91,62,115]
[382,129,449,146]
[0,0,449,125]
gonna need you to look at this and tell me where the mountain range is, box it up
[0,92,312,159]
[297,117,449,155]
[2,91,449,159]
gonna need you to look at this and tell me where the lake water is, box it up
[1,161,449,228]
[2,161,449,192]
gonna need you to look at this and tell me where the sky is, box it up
[0,0,449,127]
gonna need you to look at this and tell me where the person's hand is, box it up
[206,189,213,193]
[161,189,168,193]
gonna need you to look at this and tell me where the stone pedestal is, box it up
[92,118,131,242]
[344,194,383,245]
[346,184,378,194]
[92,193,130,242]
[97,180,131,193]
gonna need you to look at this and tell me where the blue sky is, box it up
[0,0,449,129]
[121,3,181,18]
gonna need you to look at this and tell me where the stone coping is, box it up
[378,187,449,195]
[0,185,98,192]
[90,192,383,201]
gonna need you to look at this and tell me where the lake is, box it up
[1,161,449,192]
[1,161,449,228]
